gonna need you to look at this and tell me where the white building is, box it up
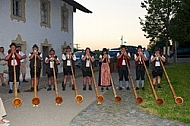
[0,0,91,77]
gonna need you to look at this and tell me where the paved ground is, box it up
[0,58,190,126]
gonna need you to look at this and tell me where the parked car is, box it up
[108,50,120,60]
[170,47,190,58]
[74,51,99,68]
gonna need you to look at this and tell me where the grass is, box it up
[138,62,190,123]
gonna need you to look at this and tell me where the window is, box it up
[61,4,69,32]
[10,0,26,22]
[40,0,51,28]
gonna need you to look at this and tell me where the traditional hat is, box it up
[32,44,38,49]
[9,42,17,48]
[137,45,142,49]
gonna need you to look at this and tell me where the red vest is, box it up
[135,53,144,66]
[7,50,21,67]
[117,52,130,68]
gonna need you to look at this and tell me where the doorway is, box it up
[42,46,49,76]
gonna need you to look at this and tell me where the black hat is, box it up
[49,48,55,52]
[32,44,38,49]
[66,46,71,49]
[102,48,108,53]
[120,45,126,49]
[9,42,17,48]
[137,45,142,49]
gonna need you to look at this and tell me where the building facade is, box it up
[0,0,91,77]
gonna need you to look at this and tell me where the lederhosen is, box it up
[135,53,145,80]
[82,54,92,77]
[7,50,20,82]
[46,56,59,78]
[152,55,163,78]
[117,52,130,81]
[63,53,75,75]
[29,52,42,78]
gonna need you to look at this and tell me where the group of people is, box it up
[97,45,165,92]
[0,42,166,94]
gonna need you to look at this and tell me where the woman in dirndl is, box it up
[99,48,111,92]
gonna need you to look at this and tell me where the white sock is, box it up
[9,82,13,90]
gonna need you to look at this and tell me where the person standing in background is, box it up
[0,47,7,86]
[17,46,28,82]
[143,48,150,68]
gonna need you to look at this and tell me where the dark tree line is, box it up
[139,0,190,60]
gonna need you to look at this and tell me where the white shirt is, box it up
[19,51,26,63]
[151,55,165,66]
[117,52,131,65]
[81,54,94,67]
[45,56,60,68]
[62,53,76,66]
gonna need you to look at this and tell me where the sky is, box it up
[73,0,149,50]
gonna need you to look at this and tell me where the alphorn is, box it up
[142,57,163,105]
[32,54,40,107]
[70,58,83,104]
[125,59,143,105]
[90,61,104,104]
[52,60,63,105]
[12,53,22,108]
[106,62,121,104]
[159,59,183,104]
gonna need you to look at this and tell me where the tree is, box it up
[139,0,180,61]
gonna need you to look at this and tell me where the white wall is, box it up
[0,0,74,78]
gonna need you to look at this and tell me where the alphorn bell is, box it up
[125,59,143,105]
[52,60,63,105]
[12,53,22,108]
[32,54,40,107]
[106,62,121,104]
[70,57,83,104]
[141,57,163,105]
[90,60,104,104]
[159,59,183,104]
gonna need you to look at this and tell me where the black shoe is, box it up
[89,86,92,90]
[142,87,145,90]
[2,83,6,86]
[17,89,20,93]
[62,84,66,91]
[53,87,55,91]
[72,85,75,90]
[101,87,104,92]
[9,89,13,94]
[22,79,28,83]
[47,87,52,91]
[83,86,86,90]
[136,87,139,90]
[119,87,123,90]
[31,87,34,92]
[106,87,109,90]
[126,87,130,90]
[158,84,161,88]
